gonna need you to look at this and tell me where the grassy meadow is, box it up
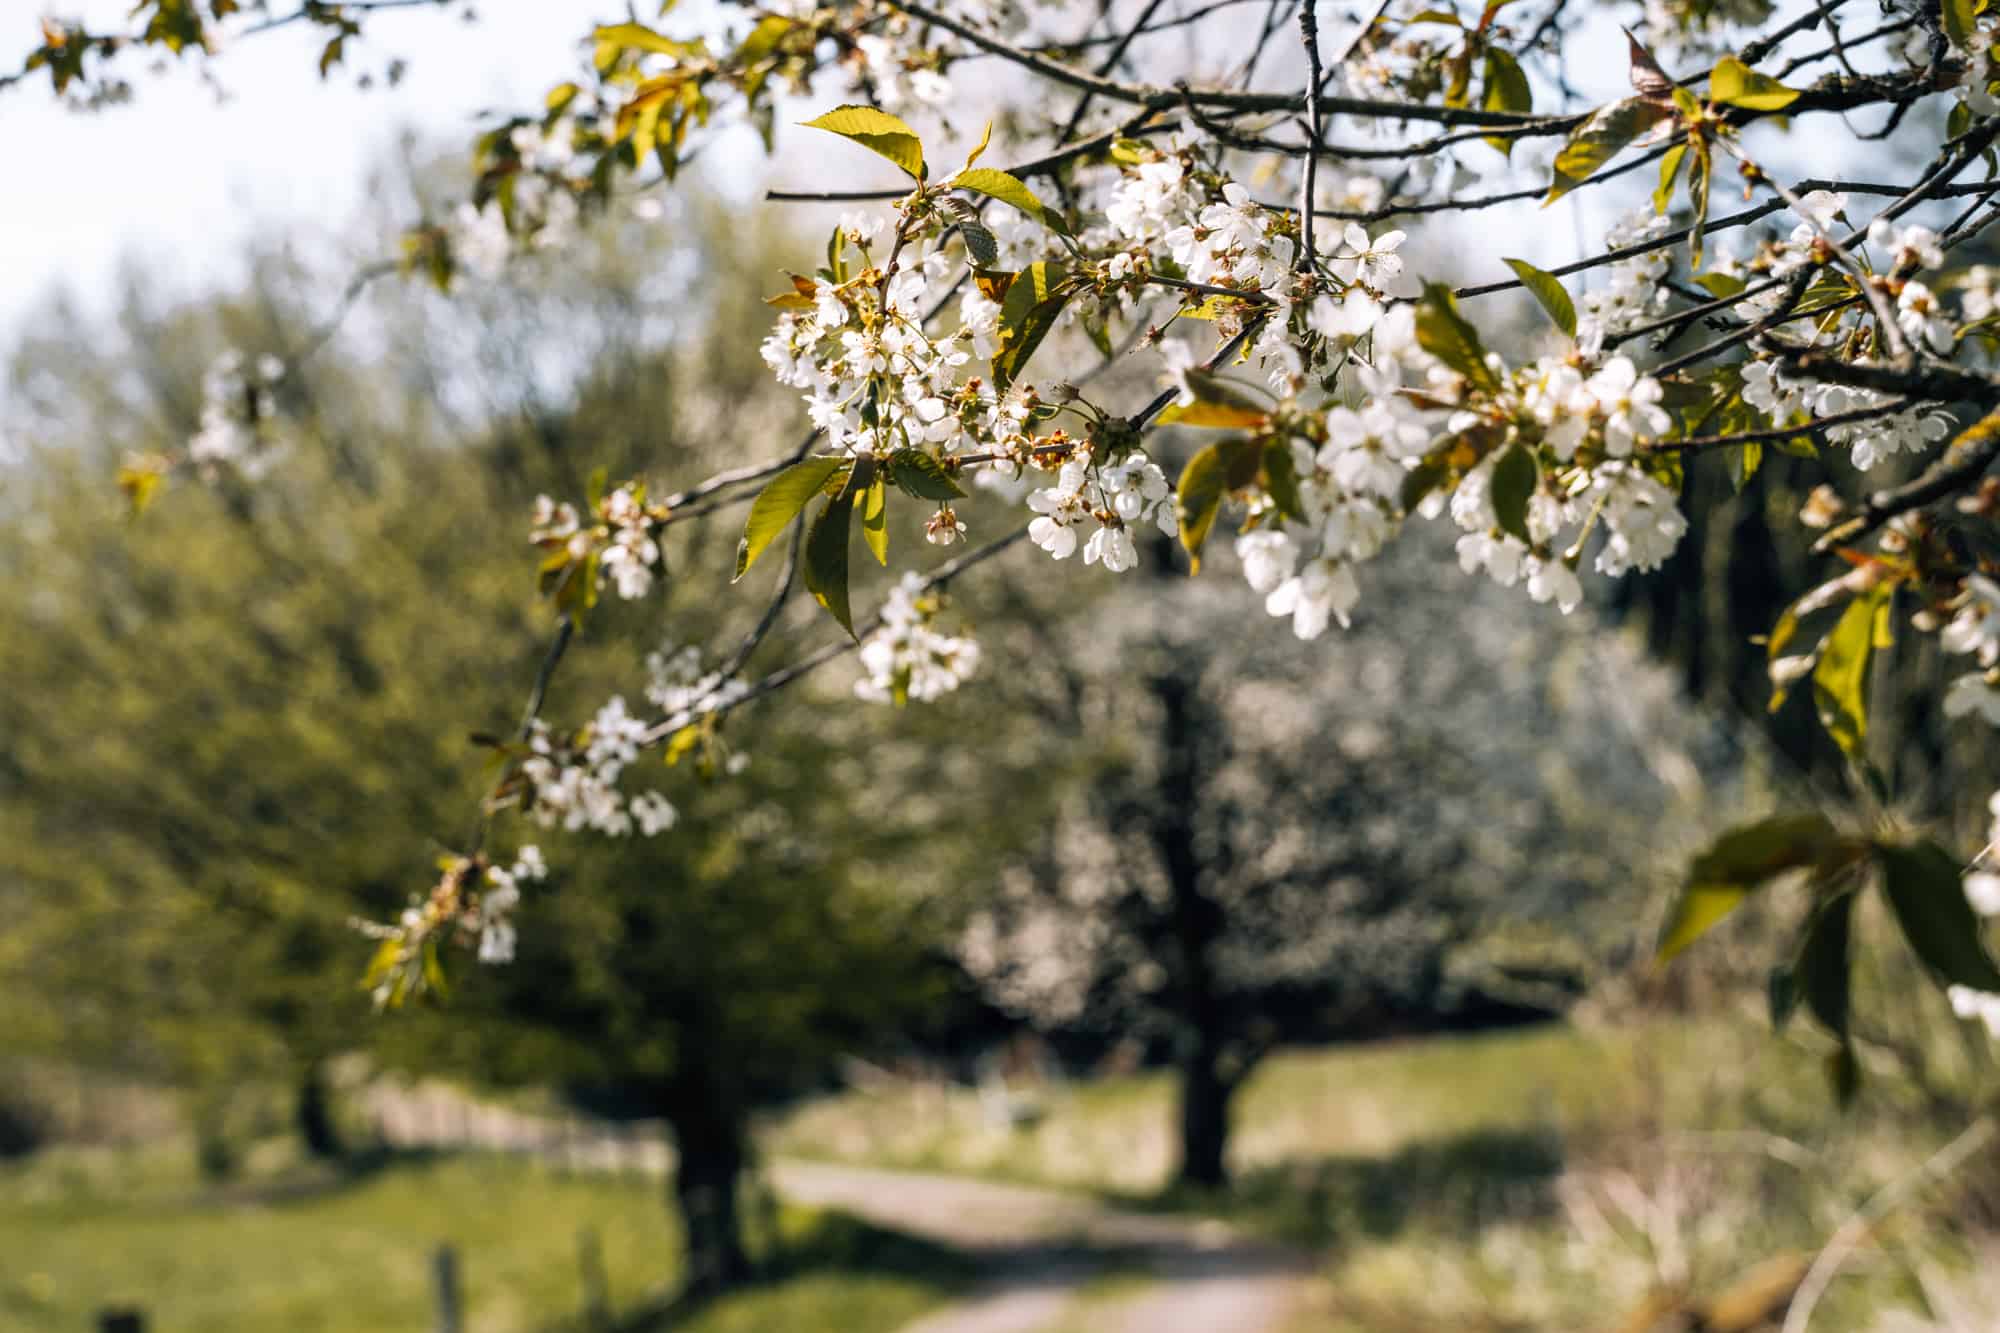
[768,1016,1999,1331]
[0,1145,964,1333]
[7,1016,1995,1331]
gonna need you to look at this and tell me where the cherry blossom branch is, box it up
[1296,0,1324,270]
[1648,399,1911,454]
[889,0,1548,124]
[1804,400,2000,553]
[766,113,1173,203]
[638,524,1033,746]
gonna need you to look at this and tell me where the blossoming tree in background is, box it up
[18,0,2000,1097]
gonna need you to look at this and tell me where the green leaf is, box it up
[861,473,889,565]
[1769,964,1799,1031]
[1502,258,1576,338]
[1686,134,1712,269]
[965,119,993,168]
[1655,140,1687,215]
[594,22,705,65]
[735,456,845,581]
[1695,270,1746,299]
[1948,0,1981,50]
[1481,48,1532,156]
[1690,812,1842,883]
[1658,813,1841,961]
[1660,885,1760,963]
[1489,443,1539,546]
[1263,441,1307,522]
[959,219,999,268]
[1733,440,1763,491]
[993,261,1071,391]
[1878,841,2000,991]
[886,448,965,500]
[1812,582,1889,760]
[800,104,926,180]
[1798,893,1854,1040]
[1544,97,1672,203]
[953,168,1068,233]
[803,490,858,636]
[1157,401,1271,428]
[1154,369,1271,429]
[735,14,791,65]
[1707,55,1800,110]
[1176,438,1261,572]
[1399,449,1453,515]
[1414,283,1499,392]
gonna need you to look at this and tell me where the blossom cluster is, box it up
[855,572,981,704]
[1950,789,2000,1037]
[1026,454,1177,572]
[471,844,548,965]
[530,481,668,602]
[1574,210,1673,357]
[1726,198,1960,469]
[188,349,286,475]
[520,698,678,837]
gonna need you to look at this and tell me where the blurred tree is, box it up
[960,536,1733,1188]
[0,175,961,1292]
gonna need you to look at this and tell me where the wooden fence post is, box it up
[578,1226,610,1329]
[432,1244,462,1333]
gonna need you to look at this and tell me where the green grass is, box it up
[0,1147,966,1333]
[766,1017,1996,1330]
[766,1019,1841,1193]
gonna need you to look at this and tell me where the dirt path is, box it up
[769,1160,1311,1333]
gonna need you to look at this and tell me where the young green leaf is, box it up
[1654,140,1687,215]
[1685,133,1713,269]
[803,489,858,636]
[959,218,999,267]
[1154,368,1272,429]
[1501,257,1577,337]
[1732,440,1763,491]
[993,261,1071,390]
[1657,813,1841,960]
[1489,443,1539,546]
[1812,581,1889,760]
[735,456,846,581]
[1545,97,1672,203]
[953,168,1067,233]
[800,104,926,180]
[1414,283,1499,391]
[1799,897,1854,1036]
[734,14,791,66]
[1481,49,1532,156]
[1175,438,1261,572]
[886,448,965,500]
[1945,0,1980,50]
[1262,441,1306,521]
[861,472,889,565]
[965,118,993,169]
[594,22,705,63]
[1707,56,1800,110]
[1399,447,1454,516]
[1877,841,2000,992]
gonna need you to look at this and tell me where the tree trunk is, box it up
[1176,1037,1235,1189]
[1146,653,1239,1191]
[667,1100,752,1301]
[296,1060,343,1161]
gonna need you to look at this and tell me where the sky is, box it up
[0,3,598,338]
[0,0,1898,360]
